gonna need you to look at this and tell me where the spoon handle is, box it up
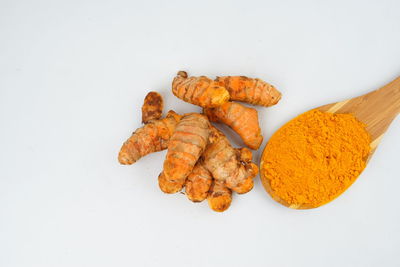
[360,76,400,142]
[375,76,400,114]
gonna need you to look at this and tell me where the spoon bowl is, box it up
[260,76,400,209]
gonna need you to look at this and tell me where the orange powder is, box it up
[261,110,371,208]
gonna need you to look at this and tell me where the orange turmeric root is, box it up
[118,110,181,165]
[158,172,183,194]
[204,102,263,150]
[202,126,258,194]
[215,76,281,107]
[185,160,212,202]
[142,91,163,123]
[172,71,230,108]
[161,113,211,193]
[207,180,232,212]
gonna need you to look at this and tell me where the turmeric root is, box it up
[142,91,163,123]
[215,76,281,107]
[172,71,230,108]
[185,160,212,202]
[184,129,255,210]
[202,126,259,194]
[158,172,184,194]
[207,180,232,212]
[204,102,263,150]
[118,110,181,165]
[161,113,211,193]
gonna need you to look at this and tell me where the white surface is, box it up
[1,0,400,266]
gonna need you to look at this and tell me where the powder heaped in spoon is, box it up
[261,109,371,208]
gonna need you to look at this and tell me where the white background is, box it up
[1,0,400,266]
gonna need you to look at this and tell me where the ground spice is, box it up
[262,109,371,208]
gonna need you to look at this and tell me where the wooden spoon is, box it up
[260,76,400,209]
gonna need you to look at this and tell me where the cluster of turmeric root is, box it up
[118,71,281,212]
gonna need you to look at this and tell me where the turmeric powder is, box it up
[261,110,371,208]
